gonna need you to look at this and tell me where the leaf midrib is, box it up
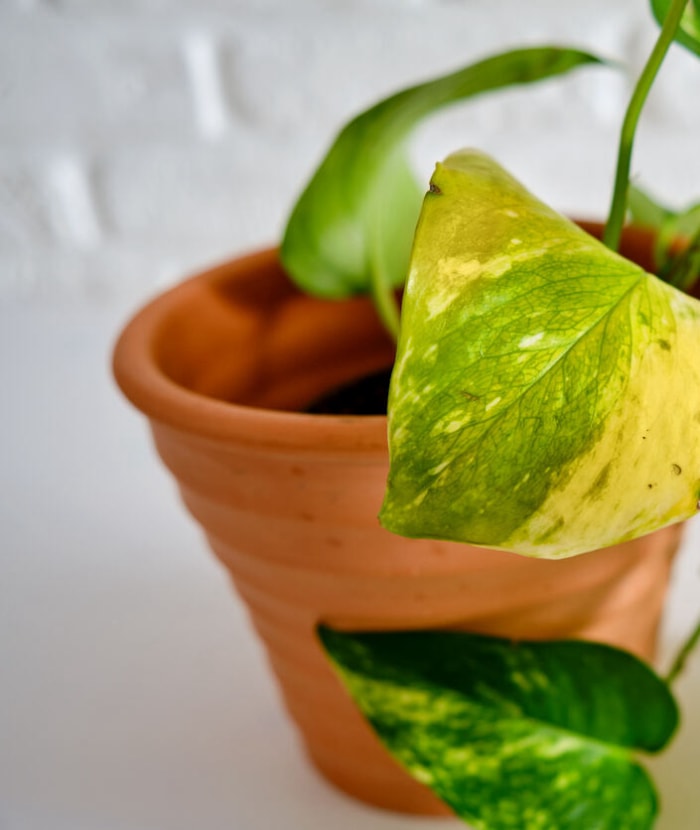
[429,270,645,443]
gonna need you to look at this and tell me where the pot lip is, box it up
[112,247,389,455]
[113,222,660,453]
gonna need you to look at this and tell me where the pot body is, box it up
[113,235,682,816]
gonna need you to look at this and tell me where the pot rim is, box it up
[112,247,389,455]
[113,222,662,454]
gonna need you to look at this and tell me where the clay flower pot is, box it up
[113,227,682,817]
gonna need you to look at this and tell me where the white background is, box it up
[2,1,700,828]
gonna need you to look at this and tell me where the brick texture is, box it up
[0,0,698,304]
[0,24,194,147]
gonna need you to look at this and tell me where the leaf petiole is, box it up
[369,262,401,341]
[666,615,700,685]
[603,0,690,252]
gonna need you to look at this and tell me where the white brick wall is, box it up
[1,0,699,304]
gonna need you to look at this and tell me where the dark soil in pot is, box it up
[306,367,392,415]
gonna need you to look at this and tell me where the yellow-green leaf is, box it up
[380,150,700,558]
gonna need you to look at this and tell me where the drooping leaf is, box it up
[380,150,700,557]
[651,0,700,55]
[319,627,679,830]
[281,48,604,305]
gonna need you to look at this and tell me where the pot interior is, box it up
[152,251,396,412]
[145,226,698,415]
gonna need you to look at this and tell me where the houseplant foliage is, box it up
[628,184,700,289]
[380,149,700,557]
[281,47,603,338]
[111,2,699,828]
[651,0,700,55]
[319,627,678,830]
[278,1,700,827]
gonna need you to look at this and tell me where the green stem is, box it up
[603,0,689,251]
[666,615,700,685]
[370,264,401,342]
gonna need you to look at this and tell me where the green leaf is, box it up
[380,150,700,558]
[659,204,700,290]
[627,185,673,232]
[663,202,700,241]
[666,227,700,292]
[627,185,700,290]
[319,627,679,830]
[651,0,700,55]
[281,48,604,306]
[628,186,700,246]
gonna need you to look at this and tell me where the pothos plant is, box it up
[280,1,700,828]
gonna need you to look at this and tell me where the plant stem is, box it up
[666,615,700,685]
[370,264,401,341]
[603,0,689,251]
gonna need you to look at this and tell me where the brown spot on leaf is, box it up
[672,464,682,476]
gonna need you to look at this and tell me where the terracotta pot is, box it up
[113,226,682,817]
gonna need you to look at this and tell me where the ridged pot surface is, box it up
[113,234,682,816]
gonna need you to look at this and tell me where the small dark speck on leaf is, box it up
[648,483,655,489]
[461,390,481,401]
[429,183,442,195]
[657,339,672,351]
[672,464,682,475]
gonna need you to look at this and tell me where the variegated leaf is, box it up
[319,627,678,830]
[380,150,700,557]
